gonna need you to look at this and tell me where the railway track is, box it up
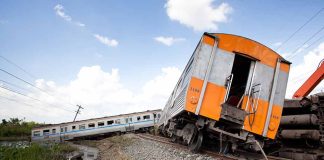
[134,133,290,160]
[135,133,237,160]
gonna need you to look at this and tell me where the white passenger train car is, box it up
[32,110,161,142]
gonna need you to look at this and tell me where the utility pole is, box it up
[73,105,84,122]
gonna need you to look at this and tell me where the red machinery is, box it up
[293,59,324,98]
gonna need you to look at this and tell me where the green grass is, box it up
[0,118,40,140]
[0,143,77,160]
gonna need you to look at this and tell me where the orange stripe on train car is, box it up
[185,77,226,121]
[242,96,269,136]
[185,77,204,113]
[199,82,226,121]
[266,105,283,139]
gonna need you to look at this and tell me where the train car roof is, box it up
[205,33,291,68]
[32,109,162,130]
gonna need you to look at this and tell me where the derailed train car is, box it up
[158,33,291,153]
[32,110,161,142]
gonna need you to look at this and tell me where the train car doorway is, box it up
[226,54,253,107]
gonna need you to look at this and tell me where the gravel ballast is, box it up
[95,134,217,160]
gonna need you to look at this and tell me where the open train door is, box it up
[221,53,258,123]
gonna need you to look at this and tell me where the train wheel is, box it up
[189,131,203,153]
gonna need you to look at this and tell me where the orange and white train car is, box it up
[158,33,290,152]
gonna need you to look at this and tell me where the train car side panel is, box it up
[198,82,226,120]
[185,77,204,113]
[198,48,235,120]
[242,96,269,135]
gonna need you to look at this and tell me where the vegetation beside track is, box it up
[0,118,40,141]
[0,143,77,160]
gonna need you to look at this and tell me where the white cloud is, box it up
[285,42,324,98]
[54,4,72,22]
[54,4,85,27]
[165,0,233,31]
[0,66,181,123]
[93,34,119,47]
[154,36,185,46]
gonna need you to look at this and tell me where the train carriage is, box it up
[32,110,161,142]
[158,33,290,153]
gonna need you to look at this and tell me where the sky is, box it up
[0,0,324,123]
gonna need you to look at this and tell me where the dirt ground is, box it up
[91,134,215,160]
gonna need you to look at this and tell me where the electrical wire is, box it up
[0,55,37,80]
[275,8,324,50]
[287,25,324,59]
[0,68,76,108]
[0,79,31,93]
[0,85,74,113]
[0,94,55,117]
[302,34,324,51]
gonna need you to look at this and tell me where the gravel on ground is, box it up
[94,134,217,160]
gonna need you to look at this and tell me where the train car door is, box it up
[226,54,254,106]
[221,53,256,125]
[125,117,134,132]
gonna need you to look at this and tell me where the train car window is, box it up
[60,128,64,132]
[115,119,121,124]
[107,120,114,125]
[79,124,86,130]
[64,127,67,132]
[43,129,50,135]
[153,113,156,118]
[129,118,132,123]
[137,116,141,121]
[98,122,104,126]
[72,126,76,130]
[33,131,40,137]
[125,118,128,123]
[158,114,161,118]
[143,115,150,120]
[88,123,95,128]
[52,129,56,134]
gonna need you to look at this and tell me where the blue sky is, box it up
[0,0,324,122]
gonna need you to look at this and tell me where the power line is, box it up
[0,68,76,108]
[0,94,55,115]
[0,68,46,93]
[0,55,37,80]
[275,8,324,51]
[0,85,74,113]
[298,33,324,52]
[0,85,41,102]
[0,79,31,93]
[0,94,34,108]
[287,25,324,59]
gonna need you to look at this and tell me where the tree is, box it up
[1,119,8,125]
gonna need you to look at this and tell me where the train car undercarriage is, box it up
[160,110,267,156]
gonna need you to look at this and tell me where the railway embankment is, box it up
[80,133,216,160]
